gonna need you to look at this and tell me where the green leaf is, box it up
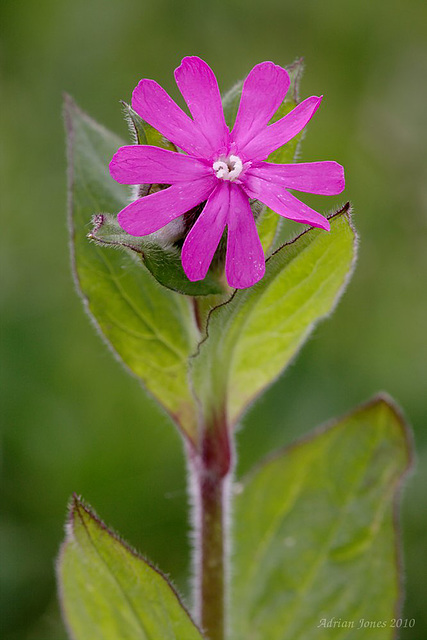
[191,205,356,428]
[89,214,226,296]
[222,59,305,254]
[231,395,412,640]
[65,96,199,440]
[57,496,204,640]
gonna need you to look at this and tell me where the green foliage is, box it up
[65,96,199,440]
[191,206,356,427]
[232,396,412,640]
[3,2,426,638]
[62,67,408,640]
[57,496,204,640]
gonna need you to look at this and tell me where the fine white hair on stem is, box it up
[185,440,235,632]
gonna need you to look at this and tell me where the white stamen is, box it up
[212,160,229,179]
[213,154,243,181]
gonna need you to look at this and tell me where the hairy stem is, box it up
[197,468,228,639]
[188,409,233,640]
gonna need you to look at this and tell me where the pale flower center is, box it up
[213,154,243,181]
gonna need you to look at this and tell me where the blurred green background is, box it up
[1,0,426,638]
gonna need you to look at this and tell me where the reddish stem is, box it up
[188,407,232,640]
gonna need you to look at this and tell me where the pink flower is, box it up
[110,57,345,289]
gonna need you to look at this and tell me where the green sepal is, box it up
[89,213,226,296]
[143,244,226,296]
[57,495,204,640]
[231,395,413,640]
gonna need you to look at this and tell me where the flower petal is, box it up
[181,184,229,281]
[132,79,208,156]
[117,177,216,236]
[110,145,210,185]
[174,56,229,156]
[226,185,265,289]
[241,95,322,161]
[248,161,345,195]
[242,174,330,230]
[232,62,290,150]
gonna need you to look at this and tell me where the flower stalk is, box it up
[188,407,233,640]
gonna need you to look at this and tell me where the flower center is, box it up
[213,154,243,181]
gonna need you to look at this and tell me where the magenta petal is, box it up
[181,184,229,281]
[248,161,345,195]
[117,177,216,236]
[243,175,330,230]
[226,185,265,289]
[232,62,290,149]
[109,145,209,185]
[175,56,229,156]
[132,79,208,156]
[241,95,323,161]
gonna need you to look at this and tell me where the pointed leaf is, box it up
[65,96,199,440]
[231,395,413,640]
[191,205,356,428]
[57,496,204,640]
